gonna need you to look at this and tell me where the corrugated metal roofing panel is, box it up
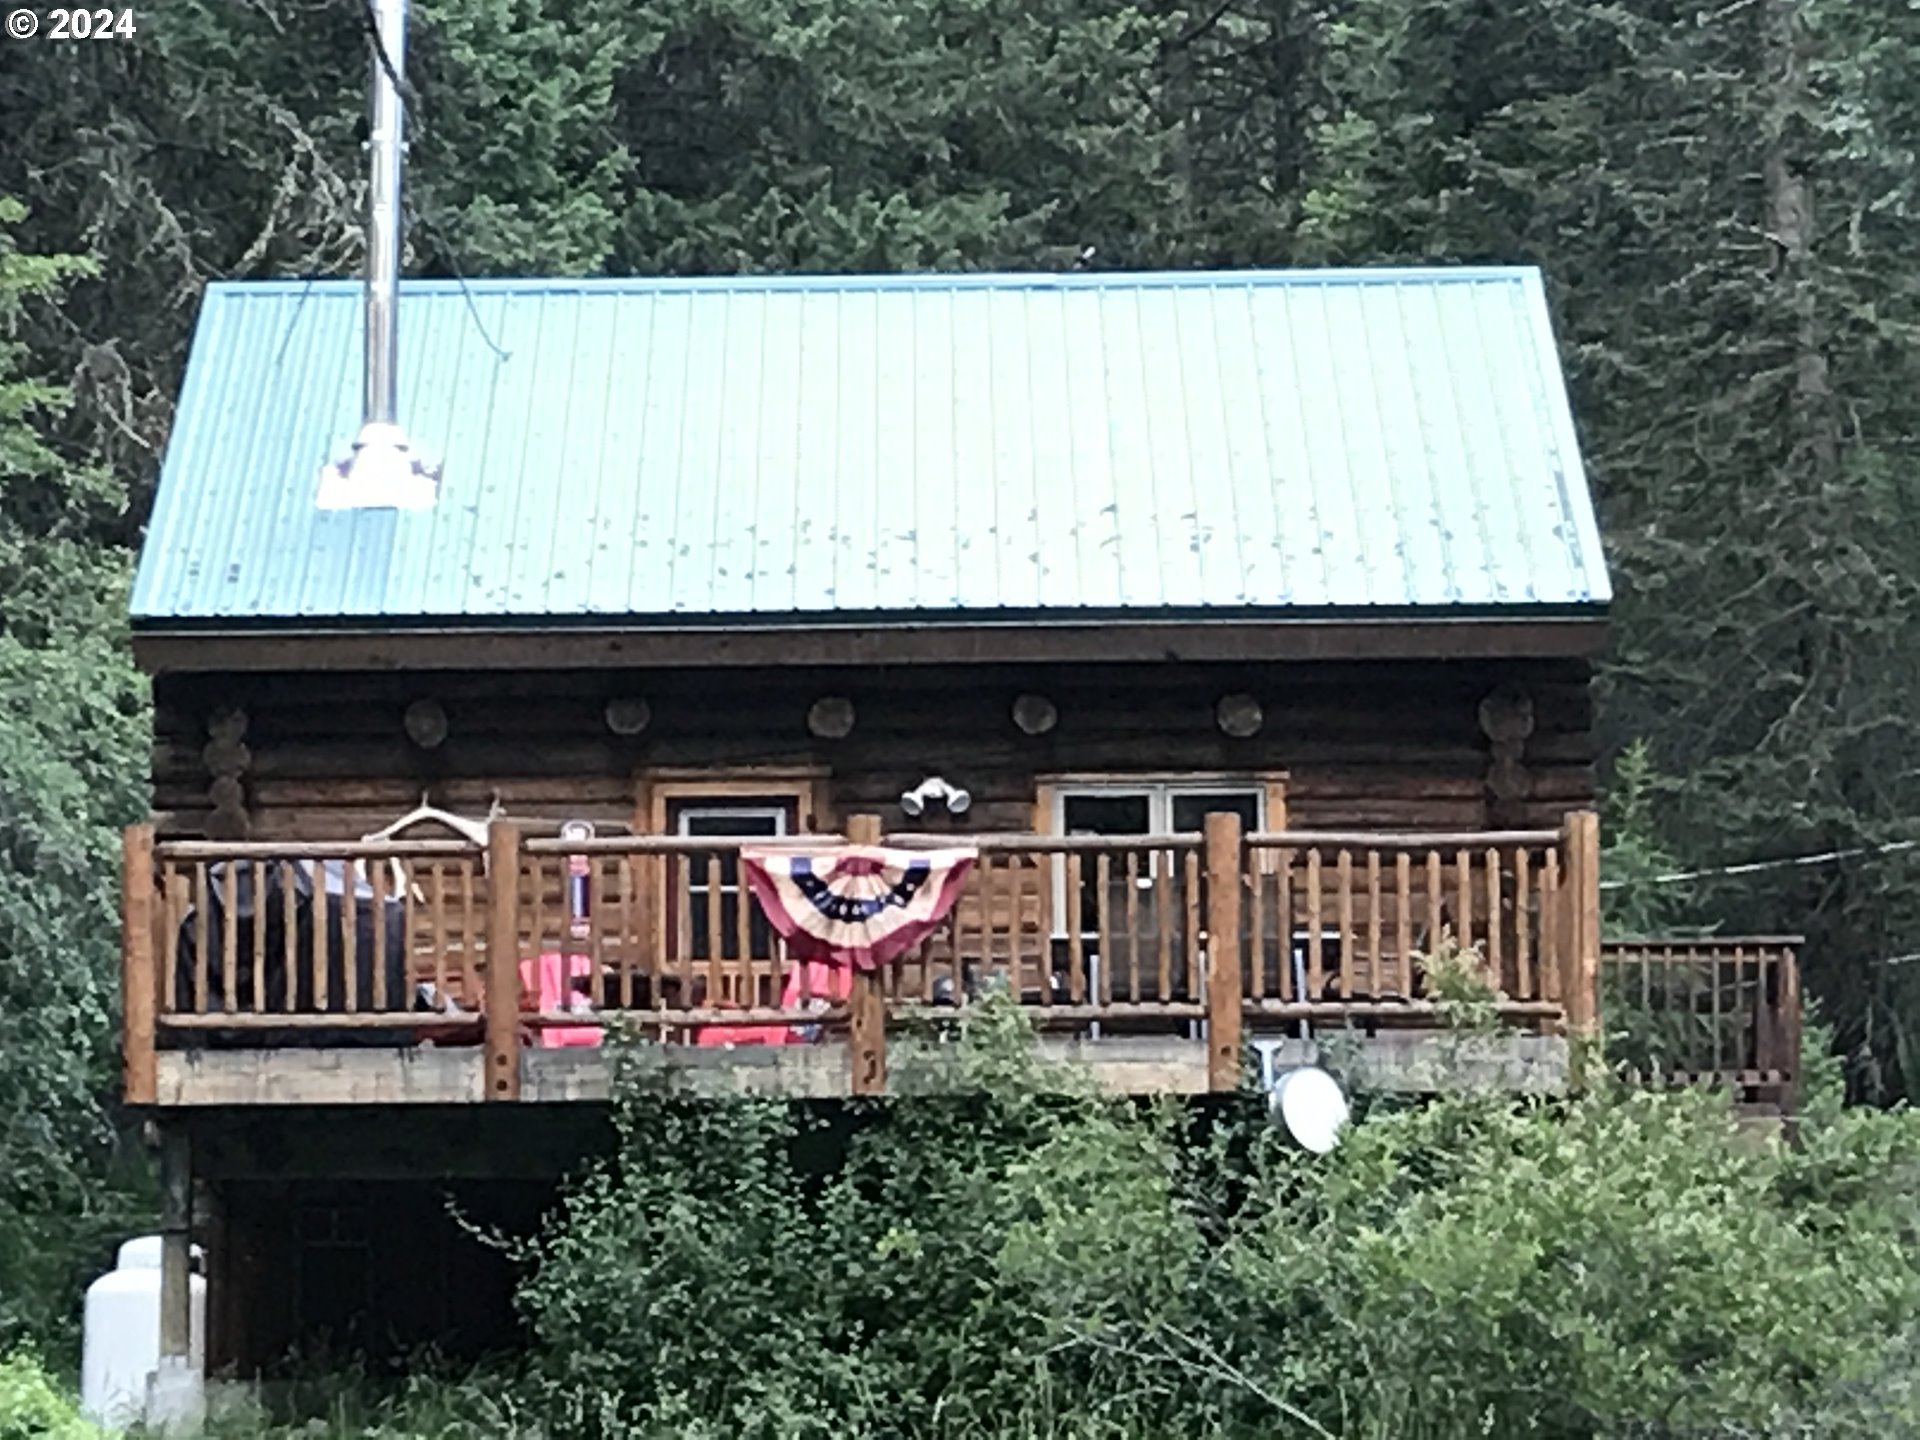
[130,268,1611,625]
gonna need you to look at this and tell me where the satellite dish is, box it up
[1270,1065,1349,1154]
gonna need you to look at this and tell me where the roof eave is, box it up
[130,608,1610,675]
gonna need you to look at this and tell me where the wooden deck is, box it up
[121,813,1605,1105]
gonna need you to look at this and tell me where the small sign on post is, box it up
[561,820,595,942]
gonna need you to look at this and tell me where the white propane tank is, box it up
[80,1236,206,1429]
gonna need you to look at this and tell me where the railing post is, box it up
[485,821,523,1101]
[1779,943,1803,1117]
[123,823,158,1106]
[1204,811,1244,1091]
[1560,810,1602,1047]
[847,813,887,1096]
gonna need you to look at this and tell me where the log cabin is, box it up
[121,263,1632,1375]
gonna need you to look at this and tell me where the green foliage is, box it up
[0,202,150,1356]
[1600,741,1689,941]
[508,1010,1920,1440]
[0,1352,99,1440]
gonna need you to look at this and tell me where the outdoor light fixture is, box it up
[899,776,971,817]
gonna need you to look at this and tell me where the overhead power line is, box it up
[1601,837,1920,890]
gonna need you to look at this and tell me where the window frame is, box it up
[1038,774,1286,837]
[1035,774,1288,941]
[632,770,830,991]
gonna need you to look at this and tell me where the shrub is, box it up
[0,1352,99,1440]
[516,1002,1920,1440]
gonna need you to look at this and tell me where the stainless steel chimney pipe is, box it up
[316,0,437,510]
[364,0,406,426]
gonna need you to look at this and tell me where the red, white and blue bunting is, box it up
[741,845,978,970]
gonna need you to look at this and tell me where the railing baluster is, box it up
[1426,851,1443,956]
[617,856,636,1010]
[673,854,692,1012]
[1395,851,1412,999]
[370,856,389,1013]
[703,850,723,1010]
[1709,942,1724,1072]
[529,857,548,1015]
[1365,850,1382,998]
[733,850,754,1005]
[590,854,609,1010]
[640,853,662,1023]
[1066,852,1085,1004]
[250,860,266,1014]
[1485,848,1502,994]
[1540,850,1559,1003]
[311,861,329,1011]
[159,862,180,1017]
[1512,850,1532,999]
[220,863,239,1015]
[1182,847,1199,1005]
[1248,848,1266,1003]
[1125,850,1142,1003]
[403,862,418,1008]
[1734,943,1750,1071]
[431,863,449,1004]
[1096,852,1114,1006]
[1030,856,1050,1009]
[1454,849,1472,962]
[1336,850,1353,999]
[1306,849,1323,999]
[994,853,1010,999]
[280,860,297,1014]
[1277,850,1294,1000]
[945,875,962,1005]
[1156,848,1175,1003]
[193,863,209,1015]
[460,863,476,1004]
[342,856,359,1013]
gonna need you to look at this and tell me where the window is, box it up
[1044,783,1267,952]
[1053,786,1263,837]
[669,800,792,965]
[634,774,825,1008]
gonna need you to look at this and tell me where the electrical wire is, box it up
[1601,837,1920,889]
[360,0,511,364]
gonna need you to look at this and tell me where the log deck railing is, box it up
[121,811,1606,1103]
[1598,937,1803,1112]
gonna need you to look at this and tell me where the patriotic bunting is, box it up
[741,845,977,970]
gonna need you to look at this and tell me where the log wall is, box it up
[148,659,1595,840]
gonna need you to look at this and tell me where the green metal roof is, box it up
[130,268,1610,628]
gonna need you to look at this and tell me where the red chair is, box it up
[520,951,603,1048]
[694,959,850,1046]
